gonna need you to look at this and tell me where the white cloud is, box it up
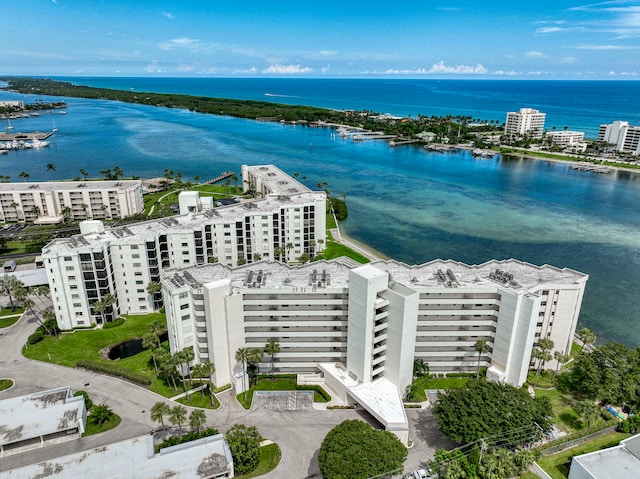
[161,11,175,19]
[159,38,205,51]
[383,68,428,75]
[321,65,331,73]
[494,70,521,76]
[575,43,638,49]
[261,64,314,74]
[428,61,488,74]
[525,51,546,58]
[177,63,195,72]
[145,60,164,73]
[233,67,258,74]
[535,26,567,33]
[560,56,579,63]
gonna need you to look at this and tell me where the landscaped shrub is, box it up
[103,317,125,329]
[214,383,232,393]
[157,427,220,452]
[76,360,152,386]
[296,384,331,402]
[28,329,45,344]
[73,390,93,410]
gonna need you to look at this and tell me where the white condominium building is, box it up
[161,258,586,444]
[162,258,587,389]
[545,130,587,152]
[505,108,546,138]
[41,165,326,329]
[0,180,144,223]
[599,121,640,156]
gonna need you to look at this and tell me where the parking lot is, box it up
[252,391,314,411]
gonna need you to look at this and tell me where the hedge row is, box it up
[76,360,152,386]
[102,317,125,329]
[156,427,220,452]
[296,384,331,402]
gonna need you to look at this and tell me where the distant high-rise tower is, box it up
[505,108,546,139]
[599,121,640,156]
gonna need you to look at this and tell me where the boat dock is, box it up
[0,131,53,141]
[570,164,613,174]
[205,171,235,184]
[389,139,421,147]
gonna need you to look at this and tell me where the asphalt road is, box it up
[0,297,452,477]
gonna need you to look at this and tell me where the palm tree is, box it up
[231,174,239,194]
[18,171,30,182]
[0,275,22,311]
[61,206,72,222]
[149,319,164,347]
[90,403,114,426]
[224,179,231,196]
[285,242,294,261]
[264,338,280,380]
[46,163,56,180]
[193,175,201,184]
[142,333,160,374]
[578,327,596,353]
[92,293,115,325]
[150,402,171,432]
[146,281,162,309]
[79,168,89,180]
[247,348,264,387]
[156,349,178,391]
[235,347,249,401]
[169,405,187,434]
[474,339,490,379]
[576,400,600,428]
[532,338,554,386]
[189,409,207,434]
[553,350,569,376]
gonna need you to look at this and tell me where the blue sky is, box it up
[3,1,639,78]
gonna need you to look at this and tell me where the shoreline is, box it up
[329,225,389,262]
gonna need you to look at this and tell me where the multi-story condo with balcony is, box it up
[0,180,143,223]
[545,130,587,153]
[599,121,640,156]
[41,165,326,329]
[160,258,587,443]
[505,108,546,139]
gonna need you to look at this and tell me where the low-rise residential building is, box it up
[0,180,144,223]
[41,165,326,329]
[0,386,86,457]
[545,130,587,152]
[599,121,640,156]
[568,432,640,479]
[2,433,234,478]
[505,108,546,139]
[161,257,587,442]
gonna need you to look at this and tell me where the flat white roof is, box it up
[0,387,84,447]
[244,164,311,195]
[162,257,587,296]
[573,442,640,479]
[42,191,323,255]
[3,434,233,479]
[320,362,407,427]
[0,180,141,193]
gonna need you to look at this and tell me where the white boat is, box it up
[31,137,50,148]
[5,119,13,130]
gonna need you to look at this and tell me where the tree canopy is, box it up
[433,381,552,445]
[318,420,407,479]
[225,423,264,475]
[559,342,640,408]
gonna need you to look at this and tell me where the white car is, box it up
[414,469,430,479]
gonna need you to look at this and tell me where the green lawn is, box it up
[84,413,122,436]
[533,388,582,432]
[176,389,221,409]
[537,432,630,479]
[407,376,471,402]
[22,312,180,397]
[236,443,281,478]
[0,379,14,391]
[0,306,24,317]
[318,239,370,264]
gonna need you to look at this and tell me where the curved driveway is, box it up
[0,300,450,477]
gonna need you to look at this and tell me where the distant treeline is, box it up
[0,78,498,141]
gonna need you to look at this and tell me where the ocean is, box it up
[1,78,640,346]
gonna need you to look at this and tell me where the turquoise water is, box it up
[1,79,640,346]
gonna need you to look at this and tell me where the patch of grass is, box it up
[519,472,541,479]
[0,379,14,391]
[527,370,557,389]
[326,211,337,229]
[0,315,21,329]
[236,443,281,479]
[84,413,121,436]
[537,432,630,479]
[534,388,582,432]
[570,342,582,357]
[22,312,180,397]
[318,239,370,264]
[0,306,24,317]
[177,389,220,409]
[408,376,471,402]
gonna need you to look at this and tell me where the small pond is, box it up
[108,332,168,360]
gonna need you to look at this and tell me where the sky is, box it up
[2,1,640,79]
